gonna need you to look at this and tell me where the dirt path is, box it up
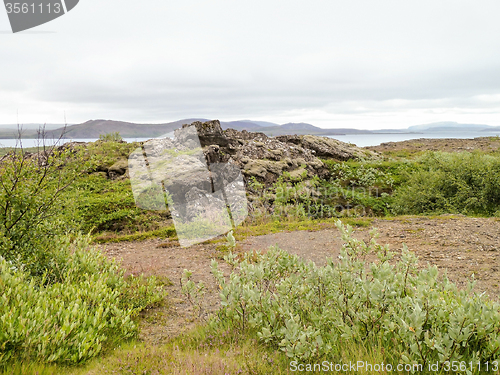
[98,215,500,343]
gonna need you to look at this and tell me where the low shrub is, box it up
[99,132,123,143]
[211,220,500,368]
[0,235,165,367]
[392,151,500,216]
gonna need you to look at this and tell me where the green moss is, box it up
[93,226,177,243]
[287,167,307,181]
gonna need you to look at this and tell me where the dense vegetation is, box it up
[5,139,500,243]
[211,221,500,366]
[392,152,500,216]
[251,150,500,221]
[0,236,163,365]
[2,136,500,372]
[0,139,165,369]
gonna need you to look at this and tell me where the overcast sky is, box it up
[1,1,500,129]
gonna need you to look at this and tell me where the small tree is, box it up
[0,126,82,278]
[99,132,123,142]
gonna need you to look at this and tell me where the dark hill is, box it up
[281,122,321,130]
[47,119,207,139]
[46,119,344,138]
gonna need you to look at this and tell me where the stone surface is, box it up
[187,120,377,186]
[276,134,378,161]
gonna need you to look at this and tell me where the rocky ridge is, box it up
[190,120,378,186]
[100,119,378,183]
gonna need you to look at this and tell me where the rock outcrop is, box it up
[86,119,378,186]
[276,134,376,161]
[179,120,378,186]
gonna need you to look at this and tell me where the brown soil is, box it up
[98,215,500,344]
[366,136,500,154]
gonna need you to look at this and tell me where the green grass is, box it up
[232,216,373,241]
[0,362,65,375]
[62,174,172,236]
[3,320,489,375]
[3,310,474,374]
[1,324,394,375]
[93,226,177,243]
[377,149,428,158]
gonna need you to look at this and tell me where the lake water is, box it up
[1,131,500,148]
[326,131,500,147]
[0,138,151,148]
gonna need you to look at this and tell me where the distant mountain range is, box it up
[0,119,500,139]
[407,122,500,132]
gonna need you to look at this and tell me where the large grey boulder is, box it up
[276,134,378,161]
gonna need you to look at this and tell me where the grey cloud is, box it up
[2,0,500,126]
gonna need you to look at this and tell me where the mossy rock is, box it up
[288,168,308,181]
[108,158,129,175]
[243,159,292,179]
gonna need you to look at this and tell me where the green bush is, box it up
[327,160,396,189]
[99,132,123,143]
[0,235,165,367]
[211,221,500,368]
[252,160,403,220]
[392,151,500,215]
[0,145,81,278]
[0,139,165,368]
